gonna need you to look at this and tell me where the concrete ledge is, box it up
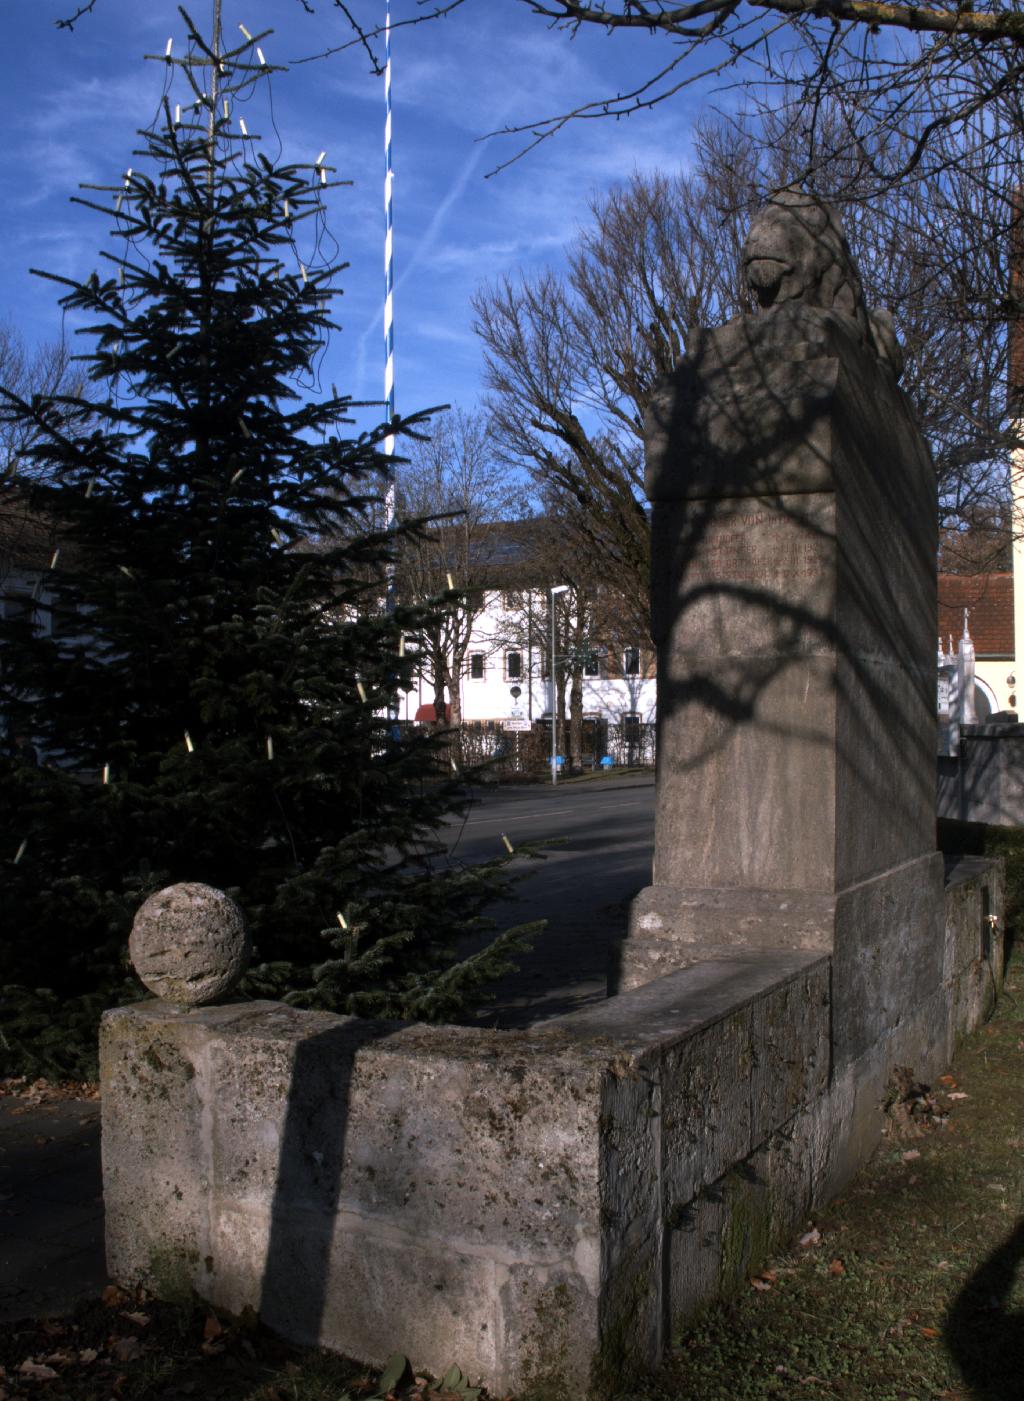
[101,864,1005,1398]
[103,953,827,1397]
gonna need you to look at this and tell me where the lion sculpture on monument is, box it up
[742,188,904,379]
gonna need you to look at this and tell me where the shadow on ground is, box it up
[945,1217,1024,1401]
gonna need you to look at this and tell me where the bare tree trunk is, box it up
[430,643,448,729]
[555,668,568,763]
[448,661,463,727]
[569,668,584,770]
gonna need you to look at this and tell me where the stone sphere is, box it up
[129,882,251,1007]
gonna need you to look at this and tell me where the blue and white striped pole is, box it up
[383,0,396,528]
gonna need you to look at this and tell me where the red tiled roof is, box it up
[938,572,1014,657]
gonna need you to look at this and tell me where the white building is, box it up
[394,587,656,759]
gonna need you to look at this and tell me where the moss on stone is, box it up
[720,1170,772,1291]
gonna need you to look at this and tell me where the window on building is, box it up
[623,646,641,676]
[584,651,601,677]
[621,711,642,739]
[505,650,523,681]
[470,653,485,680]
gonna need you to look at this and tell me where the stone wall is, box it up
[938,725,1024,826]
[101,859,1004,1400]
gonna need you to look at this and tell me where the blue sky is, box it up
[0,1,717,433]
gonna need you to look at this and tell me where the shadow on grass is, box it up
[946,1217,1024,1400]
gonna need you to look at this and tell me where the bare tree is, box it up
[53,1,1024,196]
[0,325,91,601]
[0,325,86,484]
[493,489,650,769]
[474,165,745,638]
[744,107,1019,534]
[396,405,528,726]
[476,111,1020,637]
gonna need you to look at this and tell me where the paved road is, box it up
[444,774,656,1024]
[0,1095,105,1324]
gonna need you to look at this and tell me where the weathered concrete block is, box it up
[101,1003,254,1290]
[829,853,945,1068]
[749,963,831,1140]
[102,870,1006,1395]
[103,951,836,1396]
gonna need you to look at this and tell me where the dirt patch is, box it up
[0,1078,99,1107]
[0,1288,497,1400]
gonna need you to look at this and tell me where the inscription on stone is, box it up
[684,507,826,586]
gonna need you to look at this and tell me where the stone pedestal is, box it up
[621,303,944,1066]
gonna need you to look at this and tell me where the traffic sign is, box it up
[503,718,531,732]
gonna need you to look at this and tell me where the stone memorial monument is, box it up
[621,189,946,1077]
[100,192,1006,1398]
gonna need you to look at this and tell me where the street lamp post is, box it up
[550,584,570,785]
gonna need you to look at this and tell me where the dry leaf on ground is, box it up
[18,1360,59,1380]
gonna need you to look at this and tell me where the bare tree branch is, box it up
[55,0,99,30]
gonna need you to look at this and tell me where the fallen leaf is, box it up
[828,1258,846,1275]
[102,1284,129,1307]
[78,1348,98,1364]
[939,1074,957,1087]
[110,1336,142,1362]
[798,1228,822,1248]
[947,1091,969,1100]
[750,1276,773,1291]
[902,1150,921,1161]
[200,1340,226,1357]
[18,1360,59,1380]
[121,1311,150,1327]
[202,1314,223,1342]
[919,1326,940,1339]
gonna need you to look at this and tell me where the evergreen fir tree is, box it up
[0,9,534,1076]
